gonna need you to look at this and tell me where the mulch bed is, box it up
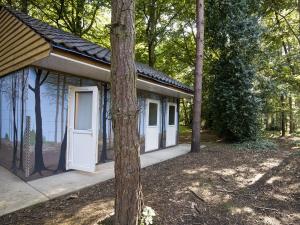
[1,132,299,225]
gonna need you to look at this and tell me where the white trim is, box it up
[66,85,99,172]
[167,102,177,127]
[166,102,177,147]
[145,98,161,152]
[137,79,193,98]
[50,53,111,72]
[49,52,193,98]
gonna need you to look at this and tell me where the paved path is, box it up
[0,144,190,216]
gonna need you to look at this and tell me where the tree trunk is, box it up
[54,76,60,143]
[60,76,66,141]
[289,96,294,134]
[55,126,67,172]
[298,0,300,34]
[148,41,156,67]
[29,69,48,175]
[111,0,142,224]
[100,84,108,162]
[11,76,18,171]
[21,0,28,14]
[146,0,157,67]
[281,94,286,137]
[191,0,205,153]
[19,70,27,171]
[0,80,2,147]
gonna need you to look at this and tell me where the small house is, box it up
[0,7,193,181]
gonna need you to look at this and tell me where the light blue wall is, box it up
[0,67,180,180]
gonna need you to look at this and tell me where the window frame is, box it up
[167,102,177,127]
[147,99,160,127]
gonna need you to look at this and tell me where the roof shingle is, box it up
[4,7,193,94]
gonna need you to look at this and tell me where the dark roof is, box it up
[4,7,193,94]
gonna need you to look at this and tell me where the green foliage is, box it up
[233,139,278,151]
[207,0,262,141]
[3,0,300,141]
[179,125,192,135]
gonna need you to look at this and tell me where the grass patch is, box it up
[233,139,278,151]
[290,139,300,147]
[179,125,192,134]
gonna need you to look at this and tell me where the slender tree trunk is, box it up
[0,80,2,147]
[289,96,294,134]
[146,0,157,67]
[60,76,66,141]
[54,76,60,143]
[19,70,26,171]
[281,94,286,137]
[29,69,48,175]
[111,0,142,224]
[21,0,28,14]
[148,41,156,67]
[100,84,108,162]
[55,126,67,172]
[191,0,205,153]
[298,0,300,35]
[11,76,18,171]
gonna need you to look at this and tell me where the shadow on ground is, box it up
[0,133,299,225]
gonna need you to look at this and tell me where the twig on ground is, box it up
[194,204,202,215]
[215,188,235,194]
[219,175,229,182]
[253,205,279,212]
[189,188,206,203]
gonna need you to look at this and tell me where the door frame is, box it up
[66,85,99,172]
[166,102,177,147]
[145,98,160,152]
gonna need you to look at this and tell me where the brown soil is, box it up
[1,131,299,225]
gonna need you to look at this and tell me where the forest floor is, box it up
[0,130,300,225]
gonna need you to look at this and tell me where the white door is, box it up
[66,86,99,172]
[145,99,160,152]
[166,103,177,147]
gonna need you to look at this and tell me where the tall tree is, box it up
[136,0,185,67]
[30,0,106,37]
[208,0,261,141]
[191,0,204,152]
[110,0,142,224]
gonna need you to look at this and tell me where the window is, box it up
[148,102,158,126]
[74,91,93,130]
[168,105,175,125]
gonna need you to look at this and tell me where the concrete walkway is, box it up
[0,144,190,216]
